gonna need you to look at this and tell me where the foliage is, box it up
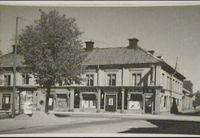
[193,91,200,107]
[17,9,85,88]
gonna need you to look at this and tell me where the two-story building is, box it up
[0,38,193,115]
[0,47,38,114]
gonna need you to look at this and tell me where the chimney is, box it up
[148,50,155,55]
[85,41,94,50]
[157,56,163,60]
[12,45,16,54]
[128,38,139,49]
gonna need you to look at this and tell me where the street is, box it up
[0,111,200,136]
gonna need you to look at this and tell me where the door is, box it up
[105,95,116,112]
[2,94,11,110]
[48,95,54,111]
[145,97,152,114]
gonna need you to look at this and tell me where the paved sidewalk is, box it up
[0,111,111,133]
[181,106,200,114]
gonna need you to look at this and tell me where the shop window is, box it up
[22,73,30,85]
[107,74,116,86]
[56,94,67,109]
[86,74,94,86]
[4,75,11,86]
[129,94,143,110]
[132,73,142,86]
[130,94,143,101]
[82,94,96,108]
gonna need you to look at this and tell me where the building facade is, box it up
[0,38,193,115]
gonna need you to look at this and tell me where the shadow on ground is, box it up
[120,119,200,135]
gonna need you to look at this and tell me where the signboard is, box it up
[49,98,53,106]
[5,97,9,104]
[128,101,141,110]
[108,98,113,106]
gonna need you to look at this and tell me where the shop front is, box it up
[127,92,144,113]
[80,92,97,112]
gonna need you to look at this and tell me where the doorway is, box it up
[105,94,116,112]
[145,96,153,114]
[2,94,11,110]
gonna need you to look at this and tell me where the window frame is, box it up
[4,74,11,86]
[22,73,30,85]
[86,73,94,86]
[107,73,116,86]
[132,73,142,86]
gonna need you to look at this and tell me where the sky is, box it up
[0,3,200,92]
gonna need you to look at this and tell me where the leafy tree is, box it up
[193,91,200,108]
[17,9,85,113]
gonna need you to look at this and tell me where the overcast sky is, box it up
[0,3,200,92]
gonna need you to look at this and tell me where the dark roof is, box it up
[0,46,160,67]
[82,46,160,66]
[0,53,26,68]
[0,45,186,80]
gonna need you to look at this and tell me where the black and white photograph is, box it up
[0,1,200,137]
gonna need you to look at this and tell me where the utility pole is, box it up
[11,17,19,118]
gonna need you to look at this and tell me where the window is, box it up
[162,73,165,87]
[164,96,167,108]
[175,80,178,92]
[132,73,142,86]
[22,73,30,85]
[4,75,11,86]
[107,74,116,86]
[82,94,96,108]
[86,74,94,86]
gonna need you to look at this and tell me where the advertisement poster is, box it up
[128,101,141,110]
[108,98,113,106]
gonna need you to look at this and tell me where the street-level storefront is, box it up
[51,86,162,114]
[0,86,37,115]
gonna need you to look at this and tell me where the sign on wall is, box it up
[108,98,114,106]
[128,101,141,110]
[49,98,53,106]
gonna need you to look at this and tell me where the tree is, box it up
[193,91,200,108]
[17,9,85,113]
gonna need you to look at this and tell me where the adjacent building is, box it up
[0,38,194,115]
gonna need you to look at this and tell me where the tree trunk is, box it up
[45,87,51,114]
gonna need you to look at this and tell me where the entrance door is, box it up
[145,97,152,114]
[2,94,11,110]
[105,95,116,112]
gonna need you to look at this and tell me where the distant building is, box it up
[183,80,193,93]
[0,38,194,115]
[182,80,194,110]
